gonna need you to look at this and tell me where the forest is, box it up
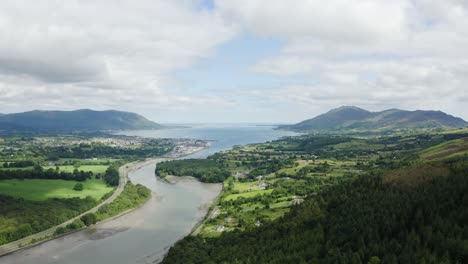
[42,144,171,159]
[0,195,97,245]
[155,159,230,183]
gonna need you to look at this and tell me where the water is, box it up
[114,124,298,158]
[1,125,296,264]
[2,162,221,264]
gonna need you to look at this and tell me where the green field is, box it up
[0,178,113,201]
[43,165,109,174]
[419,137,468,160]
[223,189,273,201]
[225,180,258,192]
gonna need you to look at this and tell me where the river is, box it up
[1,125,296,264]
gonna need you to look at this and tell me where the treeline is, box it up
[2,160,35,168]
[0,195,96,245]
[155,159,230,183]
[162,160,468,264]
[0,166,93,181]
[0,165,120,186]
[43,145,171,160]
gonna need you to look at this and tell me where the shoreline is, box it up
[190,182,224,236]
[148,175,222,263]
[0,161,128,257]
[0,145,210,258]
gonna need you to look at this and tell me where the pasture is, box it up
[0,178,113,201]
[43,165,109,174]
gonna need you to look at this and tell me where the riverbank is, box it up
[190,183,224,236]
[1,125,294,264]
[1,160,222,264]
[0,144,211,260]
[0,159,137,257]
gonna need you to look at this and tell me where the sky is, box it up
[0,0,467,123]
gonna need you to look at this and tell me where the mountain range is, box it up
[0,109,161,133]
[281,106,468,132]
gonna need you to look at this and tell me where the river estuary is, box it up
[1,125,297,264]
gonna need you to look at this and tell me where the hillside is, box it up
[281,106,468,132]
[164,160,468,264]
[162,133,468,264]
[0,109,161,133]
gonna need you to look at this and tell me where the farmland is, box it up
[0,178,113,201]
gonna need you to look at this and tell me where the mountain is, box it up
[0,109,161,133]
[282,106,468,132]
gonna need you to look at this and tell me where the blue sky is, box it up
[174,34,285,94]
[0,0,467,123]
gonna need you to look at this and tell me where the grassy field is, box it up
[419,137,468,160]
[43,165,109,174]
[0,178,113,201]
[223,189,273,201]
[225,180,258,192]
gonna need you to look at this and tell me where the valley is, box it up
[1,114,467,264]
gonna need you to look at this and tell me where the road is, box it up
[0,162,131,256]
[0,146,203,257]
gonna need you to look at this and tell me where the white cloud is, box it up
[213,0,468,121]
[0,0,467,122]
[216,0,409,44]
[0,0,236,117]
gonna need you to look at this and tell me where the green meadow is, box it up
[223,189,273,201]
[0,178,113,201]
[43,165,109,174]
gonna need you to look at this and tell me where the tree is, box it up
[368,256,381,264]
[73,183,84,191]
[227,179,234,191]
[80,213,97,226]
[33,164,43,173]
[103,166,120,186]
[55,226,67,235]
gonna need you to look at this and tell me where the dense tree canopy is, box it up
[0,195,97,245]
[155,159,230,183]
[2,160,35,168]
[0,167,93,181]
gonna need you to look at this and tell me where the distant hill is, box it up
[281,106,468,132]
[0,109,161,133]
